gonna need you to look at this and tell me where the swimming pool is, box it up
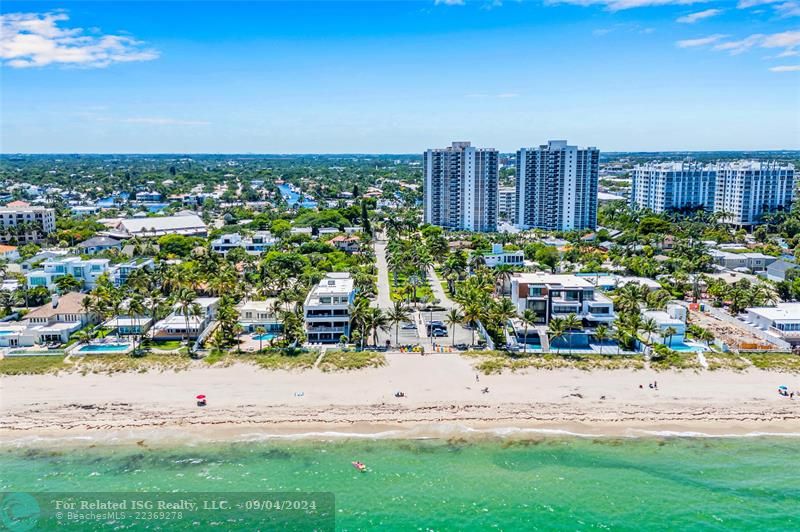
[78,343,131,353]
[252,333,277,341]
[0,331,13,335]
[668,342,707,352]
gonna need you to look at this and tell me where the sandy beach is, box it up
[2,354,800,443]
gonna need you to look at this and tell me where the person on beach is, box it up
[476,374,479,383]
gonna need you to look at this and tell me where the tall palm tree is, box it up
[547,317,566,355]
[175,288,200,344]
[365,307,390,346]
[255,325,266,352]
[460,303,483,347]
[386,300,411,347]
[562,313,583,357]
[445,308,464,347]
[613,326,628,355]
[640,318,658,346]
[593,323,610,352]
[664,326,678,348]
[520,309,537,355]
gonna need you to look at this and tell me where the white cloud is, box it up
[709,30,800,55]
[713,34,765,54]
[0,11,158,68]
[496,92,520,98]
[737,0,800,16]
[776,49,800,56]
[677,8,723,22]
[769,64,800,71]
[122,118,210,126]
[546,0,707,12]
[435,0,465,5]
[676,34,728,47]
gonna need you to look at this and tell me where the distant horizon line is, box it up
[2,150,799,157]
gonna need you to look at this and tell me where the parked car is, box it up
[432,329,448,337]
[401,323,417,330]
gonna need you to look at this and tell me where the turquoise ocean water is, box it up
[1,434,799,530]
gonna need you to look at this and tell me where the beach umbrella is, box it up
[196,394,206,400]
[778,386,788,391]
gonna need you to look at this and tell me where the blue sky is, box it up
[1,1,798,152]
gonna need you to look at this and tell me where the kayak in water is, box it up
[352,461,367,472]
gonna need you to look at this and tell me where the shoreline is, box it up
[3,418,800,448]
[3,354,799,445]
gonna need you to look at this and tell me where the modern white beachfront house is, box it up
[150,297,219,340]
[304,272,355,344]
[210,231,277,255]
[508,272,615,349]
[745,303,800,347]
[642,305,688,346]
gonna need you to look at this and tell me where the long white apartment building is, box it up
[0,206,56,243]
[516,140,599,232]
[715,161,795,226]
[630,160,795,225]
[629,162,716,213]
[423,141,498,232]
[304,272,356,344]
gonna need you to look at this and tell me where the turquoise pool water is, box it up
[253,333,277,341]
[77,343,131,353]
[0,330,13,335]
[669,342,707,352]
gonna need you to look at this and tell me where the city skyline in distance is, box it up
[2,1,799,153]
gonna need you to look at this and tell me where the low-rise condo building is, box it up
[210,232,277,255]
[481,243,525,268]
[0,206,56,243]
[304,272,355,344]
[708,250,778,272]
[26,256,111,291]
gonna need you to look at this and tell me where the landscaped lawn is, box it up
[389,273,435,304]
[148,340,186,351]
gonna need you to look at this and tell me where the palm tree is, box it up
[547,317,566,355]
[255,325,266,351]
[593,323,610,352]
[175,288,200,344]
[445,307,464,347]
[460,303,483,347]
[386,300,411,347]
[562,313,583,357]
[127,295,147,354]
[613,326,628,355]
[407,274,423,306]
[365,307,390,346]
[640,318,658,346]
[493,264,515,296]
[520,309,537,355]
[664,326,677,348]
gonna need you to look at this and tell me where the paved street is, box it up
[374,238,419,347]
